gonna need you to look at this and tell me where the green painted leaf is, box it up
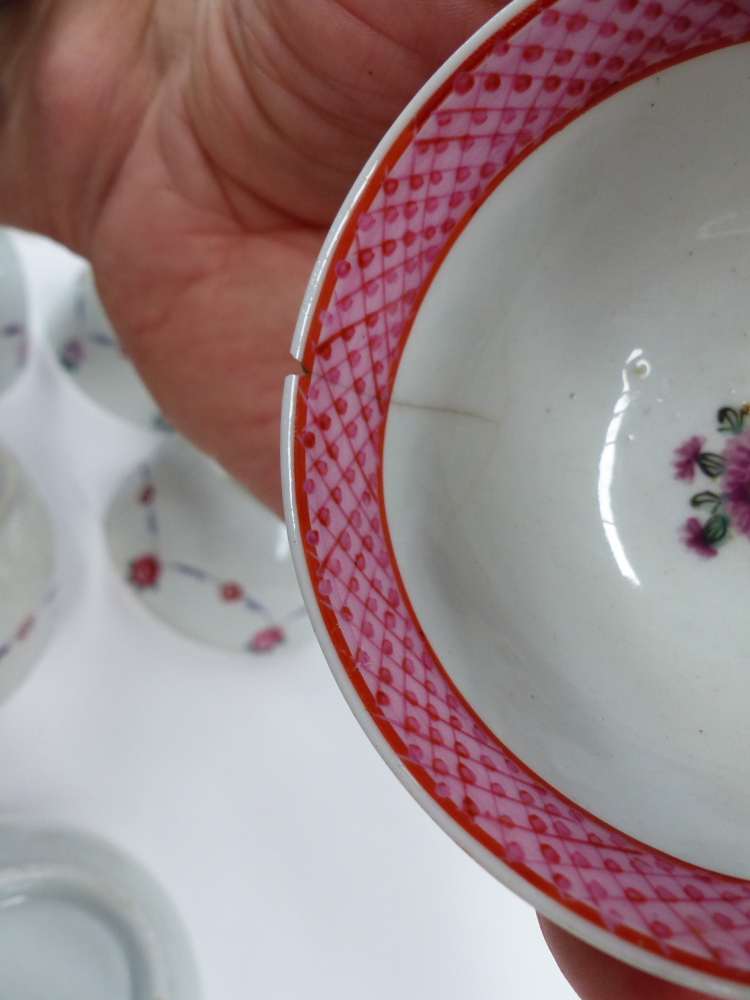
[703,514,730,545]
[697,453,727,478]
[691,491,722,511]
[718,407,745,434]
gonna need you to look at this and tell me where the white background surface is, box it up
[0,229,579,1000]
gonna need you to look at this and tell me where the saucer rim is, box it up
[0,820,201,1000]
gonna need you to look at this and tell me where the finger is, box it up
[208,0,513,227]
[94,218,321,517]
[539,916,721,1000]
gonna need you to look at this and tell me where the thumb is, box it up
[539,916,721,1000]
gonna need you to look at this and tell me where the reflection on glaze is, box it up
[697,210,750,239]
[597,350,644,586]
[674,405,750,558]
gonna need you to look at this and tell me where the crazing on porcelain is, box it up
[289,0,750,989]
[675,406,750,557]
[127,471,305,653]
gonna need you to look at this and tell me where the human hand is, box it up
[539,916,718,999]
[0,1,724,995]
[0,0,508,514]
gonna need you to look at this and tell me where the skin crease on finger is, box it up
[0,1,731,998]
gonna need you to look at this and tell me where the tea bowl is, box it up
[284,4,750,995]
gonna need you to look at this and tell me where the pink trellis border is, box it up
[291,0,750,986]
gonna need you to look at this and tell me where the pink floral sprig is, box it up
[673,436,705,482]
[680,518,719,559]
[723,430,750,537]
[674,407,750,558]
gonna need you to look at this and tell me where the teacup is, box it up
[285,5,750,995]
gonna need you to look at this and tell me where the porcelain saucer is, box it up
[108,437,312,654]
[285,7,750,995]
[0,823,200,1000]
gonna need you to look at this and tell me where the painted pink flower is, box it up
[129,554,161,589]
[680,518,718,558]
[723,429,750,536]
[250,627,285,653]
[672,436,705,481]
[220,582,244,602]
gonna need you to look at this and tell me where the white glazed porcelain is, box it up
[0,823,200,1000]
[108,436,312,653]
[385,45,750,875]
[49,266,169,431]
[285,6,750,996]
[0,230,29,397]
[0,439,56,701]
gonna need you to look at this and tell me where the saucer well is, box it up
[0,823,200,1000]
[108,437,312,654]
